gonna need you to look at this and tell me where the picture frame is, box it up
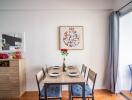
[0,32,25,52]
[59,26,84,50]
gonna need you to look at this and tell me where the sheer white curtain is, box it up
[116,1,132,93]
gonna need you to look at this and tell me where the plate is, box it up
[52,66,60,69]
[68,72,79,77]
[68,66,74,69]
[49,72,60,77]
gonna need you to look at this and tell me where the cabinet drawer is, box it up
[0,75,10,90]
[10,60,19,67]
[0,67,9,74]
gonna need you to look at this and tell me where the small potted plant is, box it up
[60,48,69,72]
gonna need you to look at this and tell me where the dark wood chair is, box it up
[71,68,97,100]
[36,69,62,100]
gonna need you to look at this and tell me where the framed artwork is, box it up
[0,32,25,52]
[59,26,84,50]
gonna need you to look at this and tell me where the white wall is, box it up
[0,0,113,10]
[119,12,132,90]
[114,0,132,10]
[0,0,112,91]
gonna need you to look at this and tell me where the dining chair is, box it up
[69,64,88,99]
[71,68,97,100]
[81,64,87,78]
[36,69,62,100]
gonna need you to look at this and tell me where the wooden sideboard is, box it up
[0,59,26,98]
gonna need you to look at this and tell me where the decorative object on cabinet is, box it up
[15,51,22,59]
[0,53,9,59]
[6,51,23,59]
[0,60,9,67]
[0,32,25,52]
[59,26,84,50]
[0,59,26,98]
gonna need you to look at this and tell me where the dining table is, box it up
[42,66,85,100]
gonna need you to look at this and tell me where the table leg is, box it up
[69,84,72,100]
[82,83,85,100]
[45,84,48,100]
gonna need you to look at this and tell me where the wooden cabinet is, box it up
[0,59,26,98]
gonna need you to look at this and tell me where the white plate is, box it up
[68,72,79,77]
[68,66,75,69]
[52,66,60,69]
[49,72,60,77]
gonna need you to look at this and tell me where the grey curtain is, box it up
[106,12,119,92]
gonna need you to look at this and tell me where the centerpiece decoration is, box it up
[60,48,69,72]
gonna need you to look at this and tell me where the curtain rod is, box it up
[117,1,132,12]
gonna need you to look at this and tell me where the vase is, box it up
[63,57,66,72]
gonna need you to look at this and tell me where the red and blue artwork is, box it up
[63,27,80,47]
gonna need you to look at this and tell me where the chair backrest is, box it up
[42,67,46,77]
[36,70,45,96]
[86,68,97,94]
[45,64,48,73]
[81,64,87,78]
[42,64,48,73]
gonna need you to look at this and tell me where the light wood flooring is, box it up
[0,90,126,100]
[121,91,132,100]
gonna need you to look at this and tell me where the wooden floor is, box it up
[0,90,126,100]
[121,91,132,99]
